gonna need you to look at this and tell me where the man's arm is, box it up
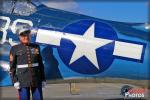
[38,46,46,81]
[9,46,18,84]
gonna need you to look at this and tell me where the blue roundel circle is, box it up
[57,20,118,74]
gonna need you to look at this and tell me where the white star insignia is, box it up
[69,23,113,70]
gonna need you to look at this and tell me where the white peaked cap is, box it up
[16,26,31,35]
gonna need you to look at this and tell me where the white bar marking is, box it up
[36,29,63,46]
[113,41,143,60]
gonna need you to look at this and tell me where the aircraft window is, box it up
[13,2,37,16]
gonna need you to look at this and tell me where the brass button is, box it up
[27,52,30,55]
[26,47,29,50]
[28,64,32,67]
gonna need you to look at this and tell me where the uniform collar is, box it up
[21,43,30,46]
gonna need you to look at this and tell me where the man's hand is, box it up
[42,81,46,88]
[14,82,20,89]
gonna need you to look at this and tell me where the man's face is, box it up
[19,35,30,44]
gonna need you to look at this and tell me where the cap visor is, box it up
[20,30,31,36]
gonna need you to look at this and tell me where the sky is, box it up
[1,0,148,23]
[41,0,148,23]
[77,1,148,23]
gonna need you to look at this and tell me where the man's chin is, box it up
[21,41,29,44]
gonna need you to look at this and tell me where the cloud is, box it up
[40,0,79,12]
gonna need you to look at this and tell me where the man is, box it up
[9,27,46,100]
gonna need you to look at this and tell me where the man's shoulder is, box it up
[10,44,22,53]
[11,44,21,49]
